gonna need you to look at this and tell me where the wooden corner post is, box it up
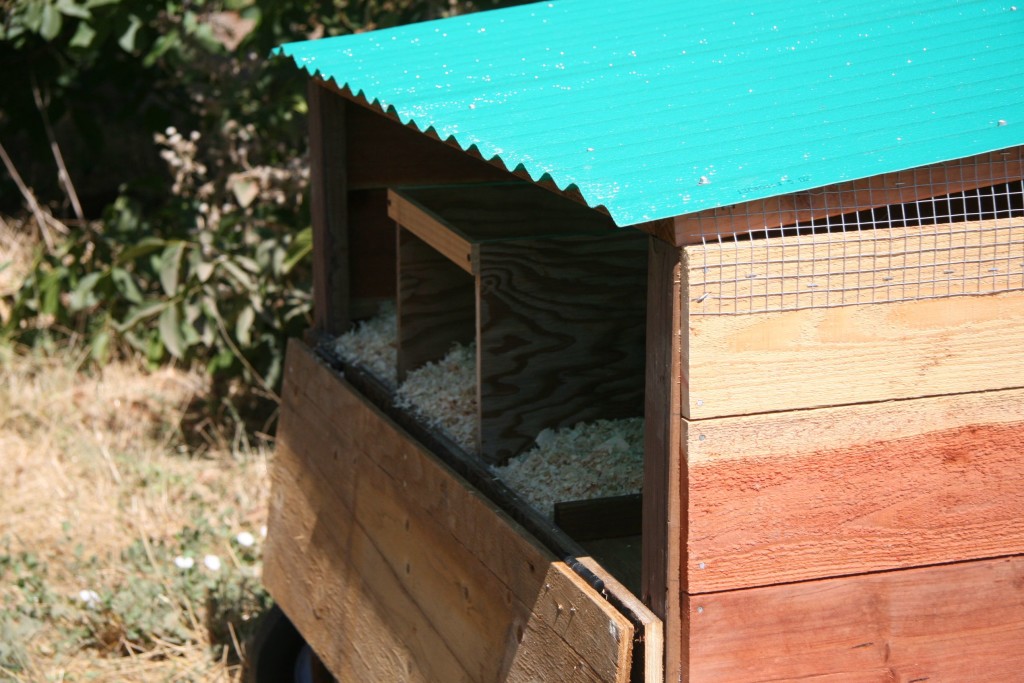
[642,235,686,682]
[308,79,350,335]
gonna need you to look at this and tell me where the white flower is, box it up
[77,589,101,608]
[260,525,267,538]
[174,555,195,570]
[203,554,222,571]
[235,531,255,547]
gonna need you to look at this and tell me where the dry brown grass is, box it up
[0,345,273,681]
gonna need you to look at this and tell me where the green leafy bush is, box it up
[1,0,518,400]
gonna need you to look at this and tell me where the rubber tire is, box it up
[244,604,310,683]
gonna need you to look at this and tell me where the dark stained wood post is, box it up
[307,80,350,335]
[642,234,685,682]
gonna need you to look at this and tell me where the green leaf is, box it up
[117,237,166,266]
[69,20,96,47]
[143,30,180,68]
[69,271,103,311]
[111,268,143,304]
[283,227,313,274]
[235,255,260,273]
[90,329,111,364]
[158,304,184,358]
[57,0,91,19]
[235,305,255,347]
[219,259,254,291]
[118,14,142,52]
[116,301,165,331]
[40,3,63,41]
[159,243,184,296]
[39,267,67,316]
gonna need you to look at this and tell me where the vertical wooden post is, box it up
[643,236,686,682]
[307,80,350,335]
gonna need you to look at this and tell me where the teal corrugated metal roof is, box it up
[277,0,1024,227]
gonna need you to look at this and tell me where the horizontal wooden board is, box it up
[683,288,1024,418]
[670,146,1024,244]
[264,341,633,683]
[685,555,1024,682]
[687,218,1024,314]
[389,188,475,274]
[682,387,1024,593]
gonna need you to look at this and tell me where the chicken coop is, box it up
[261,1,1024,681]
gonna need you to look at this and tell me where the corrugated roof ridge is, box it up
[277,0,1024,225]
[290,64,619,215]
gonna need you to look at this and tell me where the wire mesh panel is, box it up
[686,147,1024,315]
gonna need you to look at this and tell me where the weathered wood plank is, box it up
[397,229,475,381]
[685,555,1024,682]
[670,146,1024,244]
[577,556,664,683]
[683,387,1024,593]
[641,237,686,683]
[687,218,1024,314]
[307,81,350,334]
[684,288,1024,419]
[389,188,475,274]
[264,341,634,683]
[476,231,647,461]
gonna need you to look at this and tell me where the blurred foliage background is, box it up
[0,0,515,422]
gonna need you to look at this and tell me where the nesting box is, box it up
[264,2,1024,681]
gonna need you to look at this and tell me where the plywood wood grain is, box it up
[397,229,475,381]
[264,342,634,683]
[682,387,1024,593]
[476,232,647,461]
[684,555,1024,682]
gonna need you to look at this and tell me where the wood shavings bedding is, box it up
[396,342,477,452]
[330,302,398,388]
[493,417,644,518]
[331,305,641,519]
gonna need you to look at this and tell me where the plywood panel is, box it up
[684,288,1024,419]
[476,231,647,461]
[397,229,475,381]
[682,387,1024,593]
[685,555,1024,682]
[264,342,634,683]
[348,188,397,315]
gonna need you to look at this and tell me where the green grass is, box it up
[0,345,273,682]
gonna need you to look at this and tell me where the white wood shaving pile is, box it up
[330,302,398,388]
[395,342,478,451]
[331,306,643,519]
[493,417,644,518]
